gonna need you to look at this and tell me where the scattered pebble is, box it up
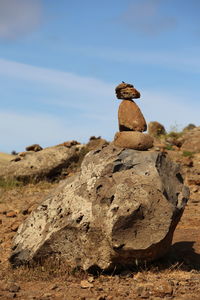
[6,211,17,218]
[80,280,94,289]
[7,283,20,293]
[10,221,21,232]
[51,284,59,290]
[87,276,95,283]
[153,280,173,297]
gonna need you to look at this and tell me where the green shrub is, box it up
[0,177,23,189]
[165,144,173,150]
[182,151,194,158]
[167,131,183,139]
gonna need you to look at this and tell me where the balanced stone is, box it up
[114,131,153,150]
[118,100,147,132]
[115,82,140,100]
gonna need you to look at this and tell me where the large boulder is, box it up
[10,144,189,271]
[0,146,82,183]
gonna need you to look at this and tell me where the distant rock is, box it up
[166,136,184,148]
[148,121,166,137]
[183,123,196,132]
[0,146,81,183]
[181,127,200,152]
[26,144,43,152]
[87,136,109,151]
[56,140,80,148]
[10,144,189,271]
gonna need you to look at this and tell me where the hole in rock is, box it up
[113,163,124,173]
[163,189,169,200]
[57,208,62,214]
[113,243,125,250]
[94,149,101,154]
[176,173,184,184]
[96,184,103,192]
[41,205,48,210]
[76,215,84,223]
[110,195,115,203]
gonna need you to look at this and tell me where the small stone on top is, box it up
[115,82,140,100]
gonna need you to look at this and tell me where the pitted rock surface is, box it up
[10,144,189,271]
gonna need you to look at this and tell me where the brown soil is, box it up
[0,151,200,300]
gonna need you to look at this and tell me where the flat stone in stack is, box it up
[114,131,153,150]
[115,82,140,100]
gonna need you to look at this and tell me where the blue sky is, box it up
[0,0,200,152]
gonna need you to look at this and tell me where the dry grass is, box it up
[0,152,16,163]
[2,258,88,283]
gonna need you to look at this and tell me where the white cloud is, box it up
[0,58,114,97]
[0,0,42,39]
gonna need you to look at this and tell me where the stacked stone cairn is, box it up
[114,82,154,150]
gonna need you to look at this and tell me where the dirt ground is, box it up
[0,152,200,300]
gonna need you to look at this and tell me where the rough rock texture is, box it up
[181,127,200,152]
[148,121,166,137]
[0,146,81,183]
[114,131,153,150]
[115,82,140,100]
[118,100,147,132]
[10,144,189,271]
